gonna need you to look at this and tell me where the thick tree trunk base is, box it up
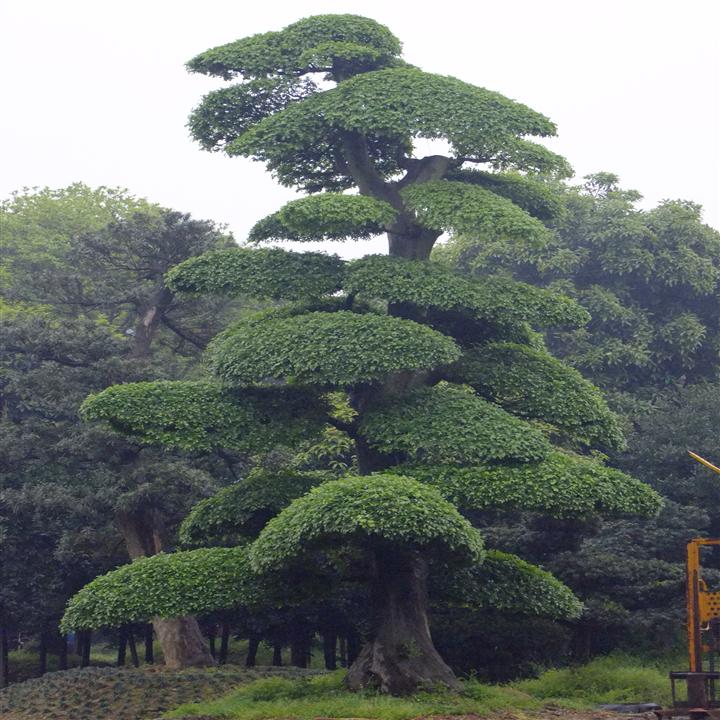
[154,616,215,669]
[346,635,459,695]
[346,550,459,696]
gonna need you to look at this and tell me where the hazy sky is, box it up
[1,0,718,258]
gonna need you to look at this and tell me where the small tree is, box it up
[62,15,660,693]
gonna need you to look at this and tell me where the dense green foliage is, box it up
[402,180,551,244]
[344,255,587,330]
[1,185,245,673]
[81,382,326,452]
[445,173,720,658]
[179,469,329,547]
[166,247,345,298]
[249,194,397,242]
[437,550,583,619]
[187,14,402,80]
[208,311,460,387]
[359,383,551,464]
[448,343,624,448]
[61,548,260,632]
[445,169,565,221]
[403,452,662,518]
[250,475,485,572]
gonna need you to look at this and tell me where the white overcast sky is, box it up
[1,0,718,259]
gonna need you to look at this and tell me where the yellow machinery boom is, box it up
[657,452,720,719]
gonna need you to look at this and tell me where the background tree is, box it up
[61,15,659,695]
[443,173,720,656]
[0,185,248,673]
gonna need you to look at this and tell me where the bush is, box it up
[516,653,671,705]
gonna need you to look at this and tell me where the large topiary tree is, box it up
[62,15,660,694]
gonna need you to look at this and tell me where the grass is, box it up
[167,670,542,720]
[0,651,675,720]
[515,653,672,706]
[167,653,671,719]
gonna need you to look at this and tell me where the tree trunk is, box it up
[117,626,127,666]
[272,643,283,666]
[290,637,309,668]
[80,630,91,667]
[347,631,360,665]
[154,617,215,669]
[323,632,337,670]
[0,626,9,687]
[116,510,215,669]
[130,286,173,359]
[128,629,139,668]
[208,629,216,659]
[346,549,459,695]
[38,631,48,675]
[58,634,68,670]
[144,624,154,664]
[219,624,230,665]
[339,635,347,668]
[245,636,260,667]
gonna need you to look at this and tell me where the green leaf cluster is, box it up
[450,343,624,448]
[435,550,582,620]
[187,14,402,79]
[208,311,460,387]
[359,383,551,464]
[61,547,260,631]
[249,194,396,242]
[179,468,329,548]
[344,255,587,330]
[445,169,565,222]
[245,67,565,171]
[165,247,344,299]
[249,474,485,572]
[402,181,551,245]
[81,381,326,451]
[402,451,662,518]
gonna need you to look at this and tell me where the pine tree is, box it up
[61,15,660,694]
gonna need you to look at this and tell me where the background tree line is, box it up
[443,172,720,663]
[2,169,719,685]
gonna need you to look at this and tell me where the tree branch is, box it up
[160,316,209,350]
[397,155,452,189]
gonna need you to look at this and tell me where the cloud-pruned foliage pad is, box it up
[321,67,558,151]
[61,547,260,631]
[208,311,460,387]
[445,169,565,222]
[402,181,551,245]
[179,468,329,548]
[343,256,587,331]
[249,194,396,242]
[250,474,485,572]
[81,381,326,451]
[187,14,402,80]
[450,343,625,448]
[402,451,663,518]
[359,383,551,464]
[435,550,582,620]
[165,247,345,299]
[464,277,589,329]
